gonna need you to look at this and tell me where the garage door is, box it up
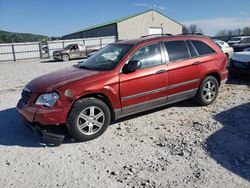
[148,27,163,35]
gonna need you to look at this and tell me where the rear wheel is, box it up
[62,54,70,61]
[67,98,111,142]
[194,76,219,106]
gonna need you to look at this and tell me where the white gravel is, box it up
[0,59,249,188]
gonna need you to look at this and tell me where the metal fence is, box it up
[0,36,116,62]
[0,42,42,62]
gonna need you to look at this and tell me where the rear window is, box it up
[191,40,215,56]
[164,41,190,62]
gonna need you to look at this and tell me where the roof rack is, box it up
[140,33,173,38]
[180,32,203,36]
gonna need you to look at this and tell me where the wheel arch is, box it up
[203,72,221,86]
[62,53,70,60]
[225,53,229,59]
[68,93,115,121]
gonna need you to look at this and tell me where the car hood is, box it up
[26,66,103,93]
[53,49,67,54]
[232,52,250,63]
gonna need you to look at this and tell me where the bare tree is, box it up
[215,28,245,37]
[215,30,227,37]
[189,24,198,34]
[182,24,203,35]
[182,25,189,34]
[233,28,242,36]
[242,27,250,35]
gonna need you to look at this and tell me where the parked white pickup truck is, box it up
[53,43,99,61]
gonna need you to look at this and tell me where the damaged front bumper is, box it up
[16,99,65,146]
[24,120,65,146]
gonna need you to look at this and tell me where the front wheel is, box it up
[67,98,111,142]
[62,54,70,61]
[194,76,219,106]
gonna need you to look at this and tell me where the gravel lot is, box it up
[0,59,249,188]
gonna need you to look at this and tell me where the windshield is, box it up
[229,37,242,42]
[65,44,74,50]
[79,44,133,70]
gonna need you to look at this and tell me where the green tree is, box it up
[0,30,60,43]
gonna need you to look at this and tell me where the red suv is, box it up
[17,35,228,145]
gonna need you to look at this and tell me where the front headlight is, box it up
[35,92,59,107]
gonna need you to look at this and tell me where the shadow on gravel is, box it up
[40,59,61,63]
[206,102,250,181]
[227,76,250,87]
[0,108,70,147]
[40,57,87,64]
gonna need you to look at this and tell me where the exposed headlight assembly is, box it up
[35,92,59,107]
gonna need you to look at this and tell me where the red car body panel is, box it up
[17,35,228,127]
[119,64,168,107]
[26,67,104,93]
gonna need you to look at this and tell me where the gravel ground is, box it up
[0,59,249,188]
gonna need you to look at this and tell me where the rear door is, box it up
[163,40,201,103]
[78,44,86,57]
[119,42,168,115]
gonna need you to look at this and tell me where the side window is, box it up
[71,45,77,51]
[130,43,162,69]
[187,41,198,57]
[164,41,190,62]
[191,40,215,56]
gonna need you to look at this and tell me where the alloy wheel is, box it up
[202,81,216,102]
[77,106,105,135]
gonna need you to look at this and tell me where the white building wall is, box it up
[117,10,183,40]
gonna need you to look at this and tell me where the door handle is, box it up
[155,69,166,74]
[192,61,202,65]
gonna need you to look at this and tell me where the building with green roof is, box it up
[62,9,183,40]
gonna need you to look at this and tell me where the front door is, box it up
[69,44,80,58]
[119,43,168,115]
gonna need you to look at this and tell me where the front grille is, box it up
[21,88,32,105]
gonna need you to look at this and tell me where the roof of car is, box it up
[116,34,210,45]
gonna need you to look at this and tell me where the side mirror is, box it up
[122,60,141,73]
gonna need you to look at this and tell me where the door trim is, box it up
[115,88,198,119]
[168,78,199,89]
[121,86,167,101]
[120,78,199,101]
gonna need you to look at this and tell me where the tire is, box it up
[66,98,111,142]
[194,76,219,106]
[62,54,70,61]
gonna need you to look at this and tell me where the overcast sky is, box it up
[0,0,249,36]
